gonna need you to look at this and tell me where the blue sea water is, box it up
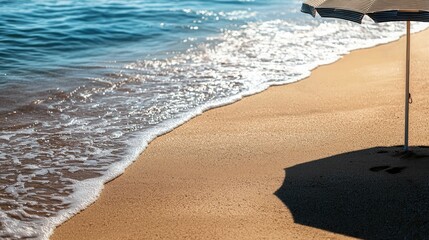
[0,0,427,239]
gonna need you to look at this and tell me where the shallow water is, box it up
[0,0,427,238]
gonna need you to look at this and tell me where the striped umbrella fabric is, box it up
[301,0,429,152]
[302,0,429,23]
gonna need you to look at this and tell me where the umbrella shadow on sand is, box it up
[275,146,429,239]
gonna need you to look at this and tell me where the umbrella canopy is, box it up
[301,0,429,151]
[302,0,429,23]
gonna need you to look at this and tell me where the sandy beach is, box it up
[52,29,429,239]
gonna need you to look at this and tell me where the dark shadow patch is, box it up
[369,165,390,172]
[275,146,429,239]
[386,166,406,174]
[376,150,388,154]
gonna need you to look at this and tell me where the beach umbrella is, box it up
[301,0,429,152]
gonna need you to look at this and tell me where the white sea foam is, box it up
[0,15,428,239]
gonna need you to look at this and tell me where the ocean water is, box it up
[0,0,427,239]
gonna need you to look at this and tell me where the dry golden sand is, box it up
[52,29,429,239]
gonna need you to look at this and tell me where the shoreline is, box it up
[52,29,429,239]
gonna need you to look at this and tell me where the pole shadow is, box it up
[275,146,429,240]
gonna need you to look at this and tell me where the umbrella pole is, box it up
[404,20,411,152]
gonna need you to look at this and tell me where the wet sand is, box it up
[52,29,429,239]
